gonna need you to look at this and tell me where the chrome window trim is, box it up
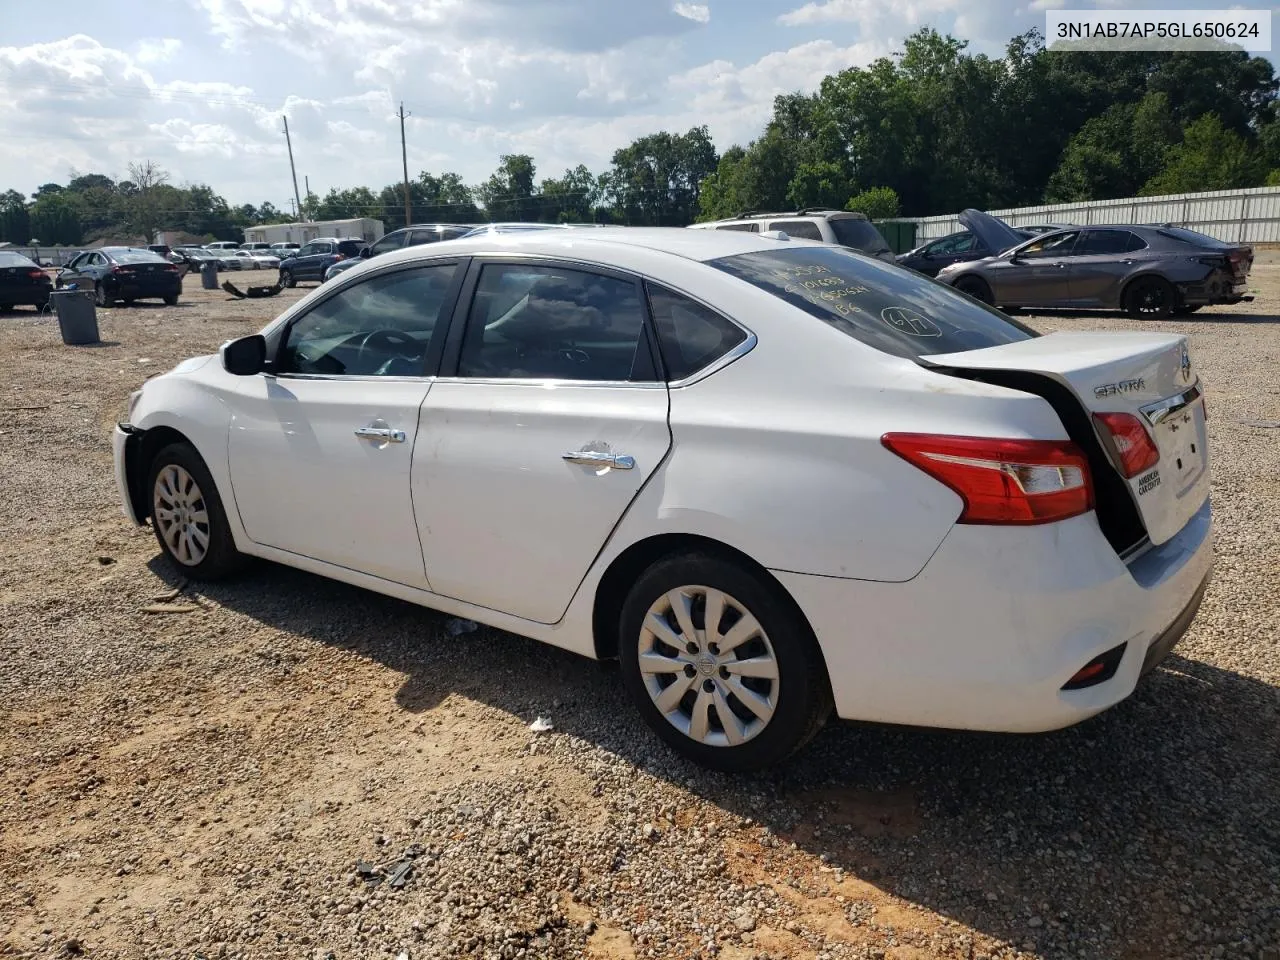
[1140,381,1202,426]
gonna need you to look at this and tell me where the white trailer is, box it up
[242,218,385,247]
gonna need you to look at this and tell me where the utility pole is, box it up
[283,116,303,223]
[398,102,412,227]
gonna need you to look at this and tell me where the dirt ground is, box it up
[0,262,1277,960]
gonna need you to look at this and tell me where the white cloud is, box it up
[673,3,711,23]
[135,38,182,64]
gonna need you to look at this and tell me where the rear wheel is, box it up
[147,442,247,580]
[954,275,993,305]
[280,269,295,288]
[618,553,831,771]
[1125,276,1175,320]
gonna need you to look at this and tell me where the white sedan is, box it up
[113,229,1213,770]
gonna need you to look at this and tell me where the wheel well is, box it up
[127,426,195,521]
[590,533,824,673]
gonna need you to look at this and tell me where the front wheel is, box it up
[618,553,831,772]
[1125,276,1175,320]
[954,275,993,305]
[280,269,296,288]
[147,442,247,580]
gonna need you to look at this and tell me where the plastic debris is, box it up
[445,617,479,637]
[529,716,554,733]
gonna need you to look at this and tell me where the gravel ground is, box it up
[0,265,1277,960]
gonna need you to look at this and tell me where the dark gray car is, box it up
[937,212,1253,318]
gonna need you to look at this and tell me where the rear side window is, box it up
[1158,226,1231,249]
[770,220,824,241]
[645,283,748,381]
[711,247,1038,360]
[829,217,890,253]
[458,263,653,382]
[715,222,760,233]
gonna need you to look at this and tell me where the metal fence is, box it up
[891,185,1280,245]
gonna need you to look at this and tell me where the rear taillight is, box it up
[1093,413,1160,478]
[881,433,1094,525]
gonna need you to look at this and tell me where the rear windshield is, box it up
[0,251,37,268]
[710,247,1038,360]
[112,250,167,264]
[828,217,890,253]
[1157,226,1232,249]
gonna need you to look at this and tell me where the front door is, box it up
[414,259,671,624]
[225,261,464,586]
[990,230,1080,306]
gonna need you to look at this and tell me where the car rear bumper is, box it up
[774,497,1213,733]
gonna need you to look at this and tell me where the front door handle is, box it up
[563,450,635,470]
[354,426,406,443]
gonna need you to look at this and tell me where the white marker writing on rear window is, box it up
[880,306,941,337]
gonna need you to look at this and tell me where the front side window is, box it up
[278,264,457,377]
[711,246,1037,360]
[1017,231,1080,259]
[646,283,748,381]
[457,263,651,382]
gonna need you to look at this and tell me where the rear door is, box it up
[1068,229,1146,306]
[923,331,1209,545]
[413,258,671,624]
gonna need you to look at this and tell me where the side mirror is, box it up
[221,334,267,376]
[360,246,372,258]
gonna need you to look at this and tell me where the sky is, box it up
[1,0,1276,211]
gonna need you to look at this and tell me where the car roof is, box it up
[376,226,823,268]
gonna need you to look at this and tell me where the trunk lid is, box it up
[957,208,1027,254]
[922,331,1209,547]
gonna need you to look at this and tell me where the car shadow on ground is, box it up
[156,557,1280,956]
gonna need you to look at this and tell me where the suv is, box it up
[278,237,368,287]
[322,224,473,281]
[690,208,895,261]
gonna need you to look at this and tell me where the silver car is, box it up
[938,211,1253,318]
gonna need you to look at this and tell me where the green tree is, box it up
[476,155,538,221]
[605,126,717,225]
[1141,114,1266,195]
[845,186,900,220]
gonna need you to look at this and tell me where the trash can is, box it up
[49,289,99,345]
[201,261,219,290]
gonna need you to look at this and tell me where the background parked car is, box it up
[278,238,366,287]
[55,247,181,307]
[323,223,473,281]
[690,209,895,262]
[938,214,1253,317]
[0,249,53,311]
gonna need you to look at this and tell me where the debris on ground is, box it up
[445,617,479,637]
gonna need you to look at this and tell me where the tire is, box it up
[94,282,111,308]
[954,275,993,305]
[1125,276,1175,320]
[280,269,296,289]
[163,295,179,306]
[146,442,247,581]
[1172,304,1202,316]
[618,552,832,772]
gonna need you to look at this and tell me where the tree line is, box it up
[3,29,1278,247]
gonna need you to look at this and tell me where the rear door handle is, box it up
[563,450,635,470]
[354,426,406,443]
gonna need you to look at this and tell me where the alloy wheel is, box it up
[152,464,211,566]
[637,585,780,747]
